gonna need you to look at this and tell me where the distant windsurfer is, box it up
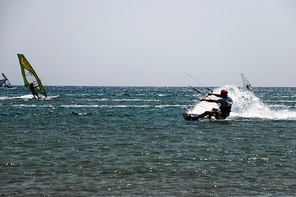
[0,79,5,87]
[241,73,252,91]
[246,84,252,91]
[29,83,40,99]
[193,89,233,120]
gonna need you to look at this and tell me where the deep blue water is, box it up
[1,86,296,196]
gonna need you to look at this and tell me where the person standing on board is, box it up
[193,89,233,120]
[29,83,40,99]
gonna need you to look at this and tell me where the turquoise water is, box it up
[1,86,296,196]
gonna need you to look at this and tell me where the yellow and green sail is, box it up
[17,54,47,97]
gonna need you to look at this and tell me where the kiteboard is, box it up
[183,113,232,123]
[183,113,205,121]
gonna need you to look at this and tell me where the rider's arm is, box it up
[208,93,222,98]
[201,98,217,103]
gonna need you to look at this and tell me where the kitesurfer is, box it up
[29,83,40,99]
[193,89,233,120]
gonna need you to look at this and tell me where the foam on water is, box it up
[188,85,296,120]
[0,96,12,101]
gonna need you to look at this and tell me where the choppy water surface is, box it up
[1,86,296,196]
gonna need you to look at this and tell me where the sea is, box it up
[1,85,295,196]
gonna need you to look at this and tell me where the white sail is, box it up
[241,73,252,91]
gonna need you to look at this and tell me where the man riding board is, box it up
[193,89,233,120]
[29,83,40,99]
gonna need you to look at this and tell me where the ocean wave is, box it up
[12,104,55,109]
[112,99,160,102]
[61,104,100,108]
[0,96,12,100]
[70,112,95,116]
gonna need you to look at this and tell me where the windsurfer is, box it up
[29,83,40,99]
[0,79,5,87]
[246,84,252,91]
[193,89,233,120]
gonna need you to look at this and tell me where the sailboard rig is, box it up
[17,54,47,98]
[0,73,13,88]
[241,73,252,91]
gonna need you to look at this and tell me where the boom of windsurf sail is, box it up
[0,73,13,88]
[17,54,47,97]
[241,73,252,91]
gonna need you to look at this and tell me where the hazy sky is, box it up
[1,0,295,87]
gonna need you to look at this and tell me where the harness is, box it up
[219,106,231,117]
